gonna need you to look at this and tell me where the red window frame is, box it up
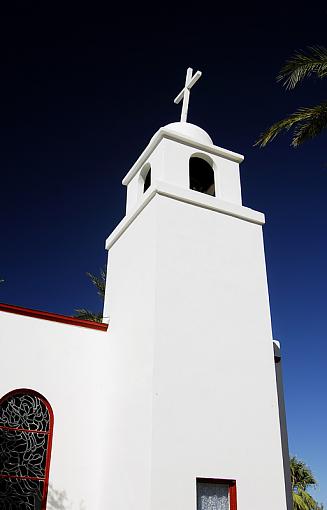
[0,388,54,510]
[196,477,237,510]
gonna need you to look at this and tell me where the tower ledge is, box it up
[105,181,265,251]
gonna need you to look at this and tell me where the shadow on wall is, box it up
[47,484,86,510]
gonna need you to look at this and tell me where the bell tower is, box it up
[123,120,244,215]
[102,70,289,510]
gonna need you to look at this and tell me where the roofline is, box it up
[0,303,108,332]
[122,127,244,186]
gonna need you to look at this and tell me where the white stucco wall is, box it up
[102,197,157,509]
[104,189,287,510]
[0,313,110,510]
[151,195,286,509]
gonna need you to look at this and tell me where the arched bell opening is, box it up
[189,155,215,196]
[142,163,151,193]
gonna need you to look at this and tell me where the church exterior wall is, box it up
[104,192,287,510]
[0,311,109,510]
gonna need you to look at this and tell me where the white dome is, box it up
[162,122,213,145]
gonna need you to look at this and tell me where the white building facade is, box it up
[0,120,291,510]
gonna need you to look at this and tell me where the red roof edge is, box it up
[0,303,108,332]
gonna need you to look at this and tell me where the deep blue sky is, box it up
[1,2,326,502]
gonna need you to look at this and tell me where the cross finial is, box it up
[174,67,202,123]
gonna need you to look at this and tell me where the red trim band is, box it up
[0,474,45,481]
[0,303,108,331]
[0,425,49,434]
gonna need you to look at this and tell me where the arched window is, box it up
[189,156,215,196]
[143,166,151,193]
[0,389,54,510]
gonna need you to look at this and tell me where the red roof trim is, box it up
[0,303,108,331]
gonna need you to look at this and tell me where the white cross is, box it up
[174,67,202,123]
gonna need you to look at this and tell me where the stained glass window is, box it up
[0,390,53,510]
[197,479,237,510]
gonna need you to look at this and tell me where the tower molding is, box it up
[105,181,265,251]
[122,124,244,187]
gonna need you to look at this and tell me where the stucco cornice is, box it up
[122,128,244,186]
[105,181,264,250]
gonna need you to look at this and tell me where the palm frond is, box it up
[293,489,322,510]
[291,457,319,510]
[277,46,327,90]
[298,489,321,510]
[293,491,321,510]
[255,101,327,147]
[293,492,311,510]
[291,456,317,489]
[290,457,323,510]
[74,267,107,323]
[74,308,103,322]
[86,267,106,298]
[291,102,327,146]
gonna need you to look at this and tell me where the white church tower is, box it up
[0,68,291,510]
[102,69,291,510]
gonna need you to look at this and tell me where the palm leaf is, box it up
[86,267,106,298]
[300,489,321,510]
[290,457,322,510]
[294,489,321,510]
[291,456,317,489]
[255,101,327,147]
[74,308,103,322]
[74,267,107,323]
[293,492,310,510]
[277,46,327,90]
[291,102,327,146]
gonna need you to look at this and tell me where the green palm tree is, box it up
[290,456,323,510]
[256,46,327,147]
[75,268,106,323]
